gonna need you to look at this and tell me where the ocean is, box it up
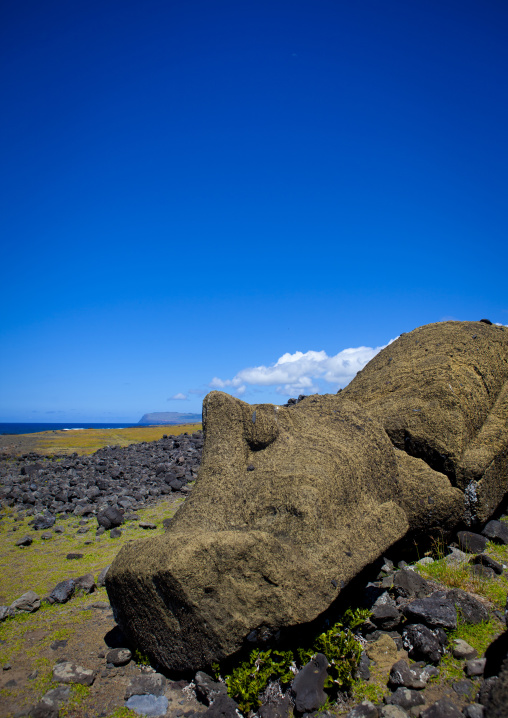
[0,423,143,436]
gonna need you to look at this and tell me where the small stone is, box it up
[379,706,409,718]
[139,522,157,530]
[389,659,429,689]
[66,553,83,560]
[10,590,41,613]
[125,673,167,699]
[3,663,12,670]
[291,653,329,713]
[482,519,508,545]
[346,702,379,718]
[32,514,56,531]
[462,704,484,718]
[386,687,425,710]
[50,579,75,604]
[421,699,462,718]
[96,565,110,587]
[50,639,68,650]
[457,531,488,554]
[52,661,95,686]
[125,694,169,717]
[106,648,132,666]
[41,532,52,540]
[110,528,122,538]
[446,589,488,624]
[16,535,33,547]
[74,573,96,595]
[471,565,495,579]
[0,606,15,621]
[469,554,503,575]
[451,679,475,698]
[403,594,457,630]
[465,658,486,676]
[452,639,477,660]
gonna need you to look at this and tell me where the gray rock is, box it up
[10,590,40,613]
[106,648,132,666]
[402,624,443,663]
[457,532,488,554]
[386,687,425,710]
[452,639,477,660]
[0,606,15,621]
[452,679,475,698]
[124,694,169,717]
[50,579,75,604]
[16,535,33,547]
[258,695,291,718]
[445,547,470,567]
[139,522,157,530]
[110,527,122,538]
[96,565,110,587]
[482,520,508,545]
[470,554,503,575]
[393,570,430,599]
[471,565,495,579]
[462,705,484,718]
[379,706,409,718]
[389,659,429,689]
[74,573,96,595]
[421,699,462,717]
[446,589,488,625]
[32,514,56,530]
[202,693,240,718]
[124,673,167,699]
[66,553,83,560]
[403,595,457,630]
[346,702,379,718]
[291,653,329,713]
[195,671,228,704]
[97,506,124,530]
[52,661,95,686]
[465,658,486,676]
[372,604,402,630]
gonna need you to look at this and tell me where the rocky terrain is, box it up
[0,431,203,518]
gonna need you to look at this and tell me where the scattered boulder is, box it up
[389,659,429,689]
[50,579,75,604]
[106,648,132,666]
[97,506,124,530]
[451,639,477,660]
[385,687,425,710]
[125,694,169,717]
[402,594,457,630]
[392,570,430,599]
[194,671,228,704]
[402,624,444,663]
[74,573,96,595]
[346,702,379,718]
[16,535,33,547]
[457,531,488,554]
[291,653,329,713]
[482,519,508,545]
[421,698,463,718]
[10,590,40,613]
[465,658,486,676]
[52,661,95,686]
[469,554,503,575]
[31,514,56,531]
[124,672,167,699]
[446,588,488,625]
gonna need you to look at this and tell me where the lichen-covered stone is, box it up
[107,321,508,672]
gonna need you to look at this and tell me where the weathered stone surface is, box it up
[446,588,488,625]
[451,639,477,660]
[52,661,95,686]
[470,554,504,575]
[457,531,488,554]
[50,579,75,604]
[421,699,462,718]
[106,321,508,672]
[124,694,169,717]
[346,702,379,718]
[97,506,124,530]
[194,671,228,704]
[124,673,166,699]
[393,570,430,599]
[482,519,508,544]
[403,595,457,630]
[389,659,429,689]
[291,653,329,713]
[465,658,486,676]
[386,687,425,710]
[16,535,33,547]
[106,648,132,666]
[402,624,444,664]
[10,590,40,613]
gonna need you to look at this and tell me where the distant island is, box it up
[138,412,202,425]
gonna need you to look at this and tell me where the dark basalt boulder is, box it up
[106,321,508,672]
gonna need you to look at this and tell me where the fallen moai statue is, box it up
[106,320,508,672]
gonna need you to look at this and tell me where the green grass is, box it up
[0,495,185,605]
[413,537,508,612]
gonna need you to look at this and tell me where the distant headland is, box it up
[138,412,202,425]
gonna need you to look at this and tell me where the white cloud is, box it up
[168,393,188,400]
[210,340,395,397]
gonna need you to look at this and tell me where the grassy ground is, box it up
[0,424,202,457]
[0,495,188,717]
[0,495,186,605]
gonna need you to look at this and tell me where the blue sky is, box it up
[1,0,507,422]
